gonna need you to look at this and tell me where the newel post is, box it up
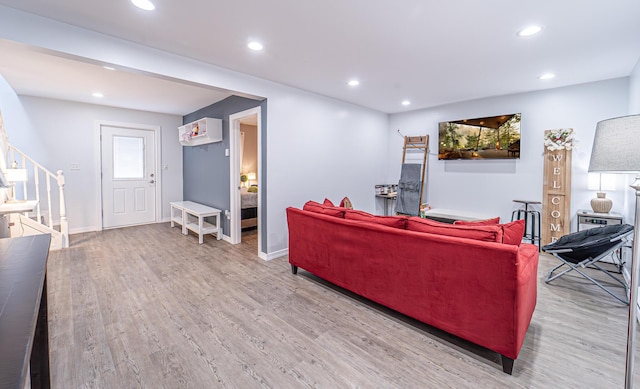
[56,170,69,248]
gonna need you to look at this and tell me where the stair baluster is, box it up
[6,144,69,249]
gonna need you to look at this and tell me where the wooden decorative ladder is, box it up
[401,135,430,209]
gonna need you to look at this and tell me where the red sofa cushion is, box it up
[453,217,501,226]
[501,219,526,246]
[407,217,503,243]
[416,216,525,246]
[303,201,345,217]
[344,209,407,229]
[323,198,335,207]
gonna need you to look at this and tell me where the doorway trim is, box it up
[95,120,162,230]
[229,107,263,257]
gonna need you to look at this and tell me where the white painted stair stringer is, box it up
[9,213,63,250]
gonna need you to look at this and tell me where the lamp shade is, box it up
[247,172,256,180]
[589,114,640,173]
[3,168,28,182]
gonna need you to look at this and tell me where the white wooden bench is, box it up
[170,201,222,244]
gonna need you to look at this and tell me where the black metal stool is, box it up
[511,200,541,251]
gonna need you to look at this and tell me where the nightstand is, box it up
[577,209,623,231]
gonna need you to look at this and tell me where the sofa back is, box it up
[287,206,539,360]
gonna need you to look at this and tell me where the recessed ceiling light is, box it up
[401,100,411,106]
[538,73,556,80]
[348,80,360,86]
[103,66,115,71]
[248,41,263,51]
[131,0,155,10]
[517,25,543,37]
[92,92,104,98]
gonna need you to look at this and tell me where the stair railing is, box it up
[6,144,68,248]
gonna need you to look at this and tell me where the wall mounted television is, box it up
[438,113,521,160]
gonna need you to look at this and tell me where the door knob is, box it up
[149,179,155,184]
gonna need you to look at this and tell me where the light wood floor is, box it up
[47,223,640,388]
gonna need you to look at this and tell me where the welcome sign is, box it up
[542,129,573,246]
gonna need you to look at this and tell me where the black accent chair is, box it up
[543,224,634,305]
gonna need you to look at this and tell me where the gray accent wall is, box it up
[183,95,267,252]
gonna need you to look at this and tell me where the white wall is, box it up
[630,57,640,114]
[265,90,389,251]
[388,78,630,229]
[240,124,258,178]
[0,6,389,254]
[4,95,183,233]
[0,74,29,204]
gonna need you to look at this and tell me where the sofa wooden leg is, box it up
[291,265,298,274]
[501,355,514,375]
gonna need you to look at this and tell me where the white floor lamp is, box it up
[588,114,640,388]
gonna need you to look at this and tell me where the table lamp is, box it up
[588,114,640,388]
[247,172,256,186]
[2,168,28,203]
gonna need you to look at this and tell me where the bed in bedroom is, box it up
[241,186,258,229]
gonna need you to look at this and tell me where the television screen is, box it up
[438,113,521,160]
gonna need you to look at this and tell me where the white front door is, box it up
[101,125,156,229]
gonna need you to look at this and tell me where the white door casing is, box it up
[229,107,262,257]
[99,122,160,229]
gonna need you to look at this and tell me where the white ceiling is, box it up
[0,0,639,115]
[0,39,234,115]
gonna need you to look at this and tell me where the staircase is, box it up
[4,144,69,250]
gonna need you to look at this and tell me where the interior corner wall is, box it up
[0,73,33,171]
[182,96,264,243]
[3,95,183,233]
[0,73,27,204]
[388,78,630,230]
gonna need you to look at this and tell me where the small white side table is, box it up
[170,201,222,244]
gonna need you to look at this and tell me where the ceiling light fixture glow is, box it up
[131,0,155,11]
[92,92,104,98]
[401,100,411,106]
[248,41,264,51]
[348,80,360,86]
[517,25,543,37]
[538,73,556,80]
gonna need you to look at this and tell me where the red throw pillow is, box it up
[500,219,525,246]
[323,198,335,207]
[453,217,501,226]
[406,217,502,243]
[344,209,407,229]
[303,201,345,217]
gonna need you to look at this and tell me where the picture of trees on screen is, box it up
[438,113,521,160]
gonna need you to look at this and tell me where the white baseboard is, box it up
[69,226,101,234]
[259,248,288,261]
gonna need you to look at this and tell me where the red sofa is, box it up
[286,201,539,374]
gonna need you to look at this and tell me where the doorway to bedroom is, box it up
[229,107,261,254]
[239,116,258,237]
